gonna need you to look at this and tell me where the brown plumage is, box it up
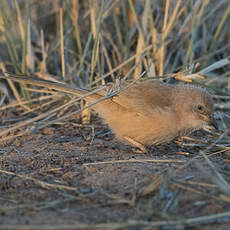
[0,74,216,151]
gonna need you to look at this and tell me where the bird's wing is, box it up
[112,81,174,116]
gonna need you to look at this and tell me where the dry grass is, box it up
[0,0,230,228]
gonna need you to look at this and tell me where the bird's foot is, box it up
[124,136,147,153]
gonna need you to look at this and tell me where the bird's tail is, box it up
[0,73,102,102]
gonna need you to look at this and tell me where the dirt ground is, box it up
[0,115,230,229]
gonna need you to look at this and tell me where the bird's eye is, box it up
[197,104,204,112]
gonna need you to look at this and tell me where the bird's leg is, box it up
[124,136,147,153]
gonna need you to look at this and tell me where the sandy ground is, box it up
[0,116,230,229]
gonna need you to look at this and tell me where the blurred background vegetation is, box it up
[0,0,229,85]
[0,0,230,139]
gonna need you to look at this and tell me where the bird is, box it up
[0,73,216,152]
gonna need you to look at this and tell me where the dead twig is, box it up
[83,158,185,166]
[0,169,77,191]
[1,210,230,229]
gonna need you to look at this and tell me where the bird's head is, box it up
[173,85,217,132]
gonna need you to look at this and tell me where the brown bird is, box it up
[0,74,216,152]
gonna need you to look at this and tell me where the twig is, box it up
[83,158,185,166]
[200,151,230,194]
[1,210,230,229]
[0,169,77,191]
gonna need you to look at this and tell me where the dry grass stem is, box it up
[0,169,77,191]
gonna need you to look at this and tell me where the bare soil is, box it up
[0,116,230,229]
